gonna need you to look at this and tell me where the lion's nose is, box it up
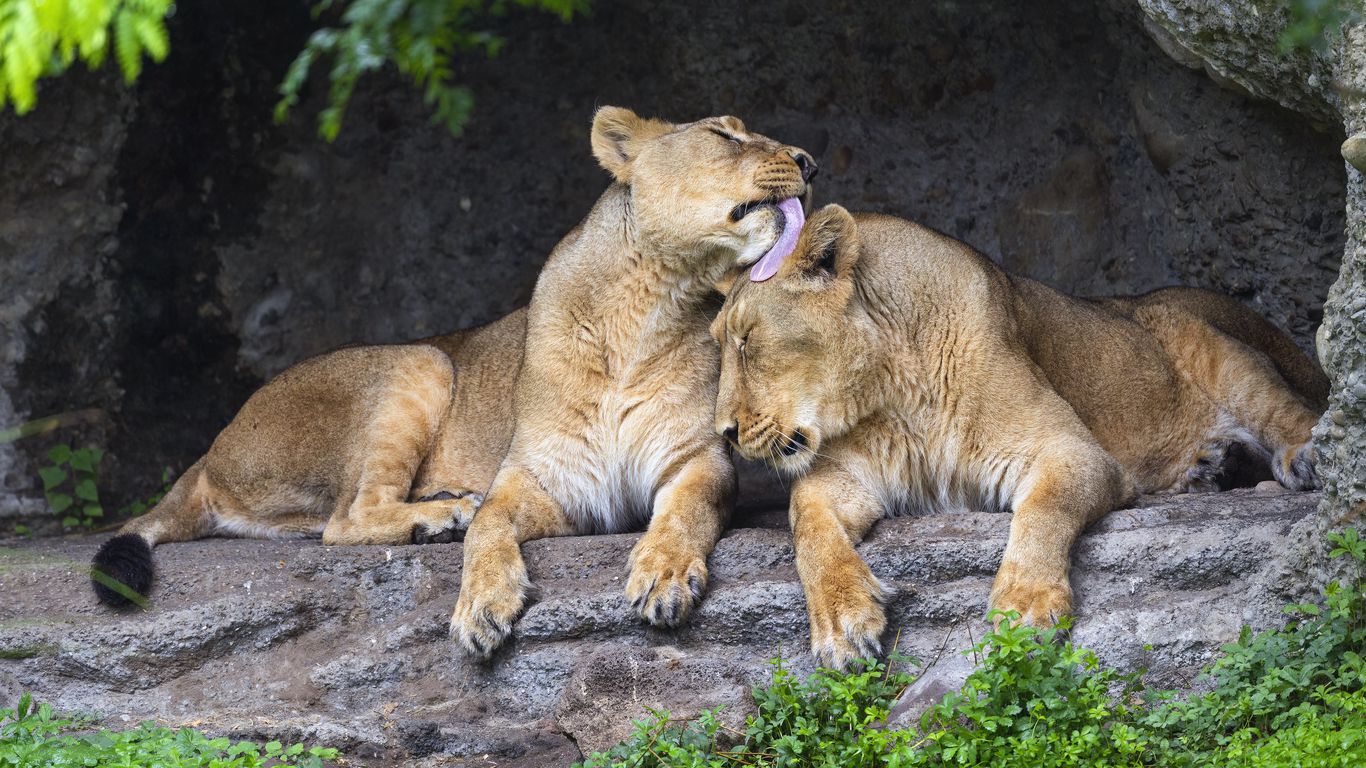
[791,151,818,183]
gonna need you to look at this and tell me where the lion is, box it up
[449,108,815,657]
[91,310,525,606]
[711,204,1325,669]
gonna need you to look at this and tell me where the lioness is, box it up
[449,108,815,657]
[712,205,1324,669]
[92,311,525,606]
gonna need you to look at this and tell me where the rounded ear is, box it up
[786,205,859,280]
[591,106,673,182]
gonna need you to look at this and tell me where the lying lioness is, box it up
[712,205,1325,669]
[450,110,815,656]
[92,108,815,620]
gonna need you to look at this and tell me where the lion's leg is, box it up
[968,362,1135,627]
[450,464,574,657]
[1141,309,1321,490]
[788,462,887,670]
[625,449,734,628]
[991,437,1131,627]
[322,349,478,546]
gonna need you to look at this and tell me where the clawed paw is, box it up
[1273,443,1319,492]
[807,558,890,671]
[989,570,1072,629]
[411,491,484,544]
[625,544,708,628]
[449,557,527,659]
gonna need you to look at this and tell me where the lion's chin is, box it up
[767,452,816,477]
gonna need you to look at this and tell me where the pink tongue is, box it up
[748,197,806,282]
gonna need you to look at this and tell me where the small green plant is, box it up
[0,693,339,767]
[0,0,171,114]
[37,444,104,529]
[276,0,589,140]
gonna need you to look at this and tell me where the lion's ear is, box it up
[788,205,859,281]
[591,106,673,182]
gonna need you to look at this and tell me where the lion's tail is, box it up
[91,458,211,608]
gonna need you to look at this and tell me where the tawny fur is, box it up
[712,205,1324,670]
[444,107,814,657]
[109,309,526,564]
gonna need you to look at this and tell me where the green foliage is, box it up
[38,443,104,529]
[33,442,168,530]
[0,693,340,767]
[0,0,171,114]
[913,614,1151,767]
[577,657,918,768]
[276,0,589,141]
[1279,0,1363,52]
[582,529,1366,768]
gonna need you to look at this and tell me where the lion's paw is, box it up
[989,569,1072,628]
[625,544,708,628]
[449,555,528,659]
[807,559,889,670]
[1273,443,1319,492]
[411,491,484,544]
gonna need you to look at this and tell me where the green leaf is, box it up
[48,493,73,514]
[74,478,99,502]
[47,444,72,465]
[38,466,67,490]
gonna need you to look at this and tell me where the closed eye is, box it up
[708,127,743,145]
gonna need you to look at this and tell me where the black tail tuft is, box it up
[91,534,154,608]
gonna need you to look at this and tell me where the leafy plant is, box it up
[275,0,589,141]
[0,0,171,114]
[0,693,339,767]
[37,443,104,529]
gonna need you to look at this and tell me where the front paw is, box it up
[449,553,527,658]
[989,564,1072,628]
[807,558,889,670]
[625,543,708,628]
[411,491,484,544]
[1273,443,1319,491]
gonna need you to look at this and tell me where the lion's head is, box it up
[591,106,817,270]
[712,205,875,474]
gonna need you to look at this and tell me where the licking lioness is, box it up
[450,109,815,657]
[713,205,1325,669]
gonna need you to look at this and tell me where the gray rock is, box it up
[0,490,1322,763]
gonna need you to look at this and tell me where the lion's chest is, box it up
[840,413,1023,517]
[521,334,720,534]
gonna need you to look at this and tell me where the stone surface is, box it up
[0,490,1319,763]
[0,0,1345,529]
[1312,24,1366,580]
[1135,0,1340,125]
